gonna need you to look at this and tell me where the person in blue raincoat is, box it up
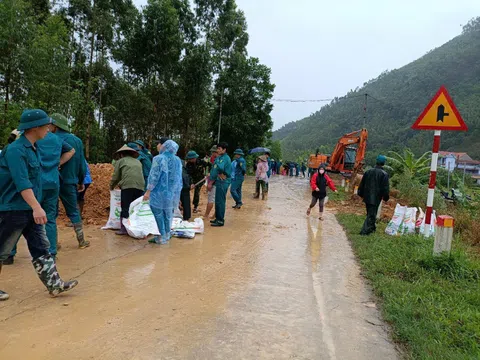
[209,142,232,227]
[230,149,247,209]
[128,142,152,190]
[143,139,182,244]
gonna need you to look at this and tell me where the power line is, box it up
[272,93,367,103]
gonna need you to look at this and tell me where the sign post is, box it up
[411,86,468,237]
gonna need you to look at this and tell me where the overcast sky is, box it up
[134,0,479,130]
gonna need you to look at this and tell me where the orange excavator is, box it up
[307,128,368,175]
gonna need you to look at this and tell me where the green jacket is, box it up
[358,166,390,205]
[37,132,73,190]
[110,156,145,191]
[56,129,87,185]
[0,135,42,211]
[210,153,232,184]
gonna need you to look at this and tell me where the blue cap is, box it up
[376,155,387,165]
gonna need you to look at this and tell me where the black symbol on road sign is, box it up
[436,105,449,122]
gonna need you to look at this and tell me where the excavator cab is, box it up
[343,147,357,171]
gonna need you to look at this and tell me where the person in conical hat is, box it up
[110,145,145,236]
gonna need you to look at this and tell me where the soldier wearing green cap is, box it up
[51,113,90,249]
[230,149,246,209]
[185,150,208,213]
[210,142,232,227]
[128,142,152,190]
[0,109,78,301]
[358,155,390,235]
[133,140,153,162]
[7,118,76,264]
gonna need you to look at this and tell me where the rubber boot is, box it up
[73,222,90,248]
[0,264,9,301]
[115,218,128,236]
[32,255,78,297]
[78,200,85,218]
[253,193,260,199]
[262,192,268,201]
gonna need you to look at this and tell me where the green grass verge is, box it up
[337,213,480,360]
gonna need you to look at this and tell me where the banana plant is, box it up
[386,149,432,178]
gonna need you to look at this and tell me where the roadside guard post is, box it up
[434,216,454,255]
[411,86,468,237]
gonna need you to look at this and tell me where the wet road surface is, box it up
[0,177,398,359]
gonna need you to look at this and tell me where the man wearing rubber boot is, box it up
[358,155,390,235]
[0,109,78,301]
[7,121,76,264]
[210,142,232,227]
[52,113,90,249]
[185,150,207,214]
[230,149,246,209]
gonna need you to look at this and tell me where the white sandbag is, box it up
[171,218,204,234]
[385,204,407,236]
[101,190,122,230]
[420,210,437,237]
[172,230,195,239]
[401,207,417,235]
[123,197,160,239]
[416,207,425,230]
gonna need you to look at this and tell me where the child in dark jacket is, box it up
[307,164,337,220]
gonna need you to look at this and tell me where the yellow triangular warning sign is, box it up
[412,86,468,131]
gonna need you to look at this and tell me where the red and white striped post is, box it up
[424,130,441,237]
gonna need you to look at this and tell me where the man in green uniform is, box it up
[128,142,152,190]
[358,155,390,235]
[0,110,78,301]
[6,122,76,264]
[185,150,207,213]
[210,142,232,227]
[52,114,90,249]
[230,149,246,209]
[133,140,153,162]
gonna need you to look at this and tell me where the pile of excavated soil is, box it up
[58,164,114,226]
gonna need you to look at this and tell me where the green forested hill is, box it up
[274,18,480,163]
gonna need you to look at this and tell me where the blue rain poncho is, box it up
[147,140,182,210]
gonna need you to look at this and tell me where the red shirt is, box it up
[310,172,337,192]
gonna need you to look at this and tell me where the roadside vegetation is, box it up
[338,214,480,359]
[334,148,480,358]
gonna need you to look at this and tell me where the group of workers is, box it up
[0,110,91,301]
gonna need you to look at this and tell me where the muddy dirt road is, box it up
[0,177,398,360]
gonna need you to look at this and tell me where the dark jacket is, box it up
[186,158,207,183]
[358,166,390,205]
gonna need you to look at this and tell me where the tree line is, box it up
[0,0,275,161]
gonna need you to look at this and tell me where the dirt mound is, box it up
[58,164,114,226]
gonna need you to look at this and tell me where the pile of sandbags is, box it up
[385,204,435,237]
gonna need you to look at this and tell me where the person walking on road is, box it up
[254,155,269,200]
[307,164,337,220]
[210,142,232,227]
[301,163,307,178]
[53,113,90,249]
[358,155,390,235]
[8,121,76,263]
[110,145,145,236]
[0,110,78,301]
[185,150,207,214]
[143,140,182,244]
[230,149,247,209]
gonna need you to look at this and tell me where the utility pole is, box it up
[363,93,368,128]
